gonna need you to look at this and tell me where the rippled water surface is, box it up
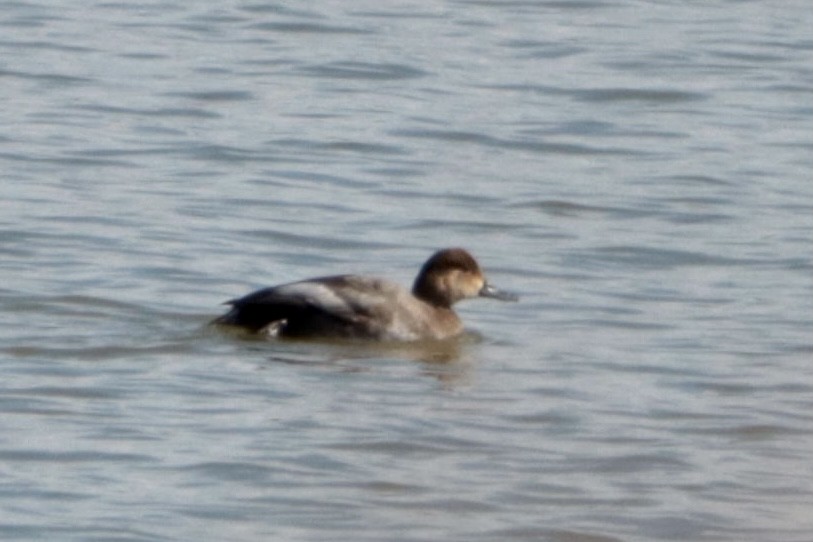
[2,1,812,541]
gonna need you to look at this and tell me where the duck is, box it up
[213,248,517,341]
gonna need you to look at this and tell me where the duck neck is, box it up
[412,278,452,309]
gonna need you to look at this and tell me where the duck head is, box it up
[412,248,518,308]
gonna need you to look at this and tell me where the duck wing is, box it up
[214,275,391,334]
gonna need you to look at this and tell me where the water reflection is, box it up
[221,329,480,386]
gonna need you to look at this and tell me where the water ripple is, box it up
[298,61,428,80]
[0,449,153,463]
[251,21,372,35]
[0,69,92,85]
[393,129,639,155]
[580,245,763,269]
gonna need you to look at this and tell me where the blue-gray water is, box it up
[2,1,812,541]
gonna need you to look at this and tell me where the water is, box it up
[2,1,812,540]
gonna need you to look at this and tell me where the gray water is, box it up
[2,1,812,541]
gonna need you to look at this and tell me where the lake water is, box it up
[1,1,812,540]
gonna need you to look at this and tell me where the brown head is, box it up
[412,248,518,308]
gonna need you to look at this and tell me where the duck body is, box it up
[216,274,462,341]
[214,248,516,342]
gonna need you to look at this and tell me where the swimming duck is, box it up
[213,248,517,341]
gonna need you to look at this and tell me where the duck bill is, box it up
[479,282,519,302]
